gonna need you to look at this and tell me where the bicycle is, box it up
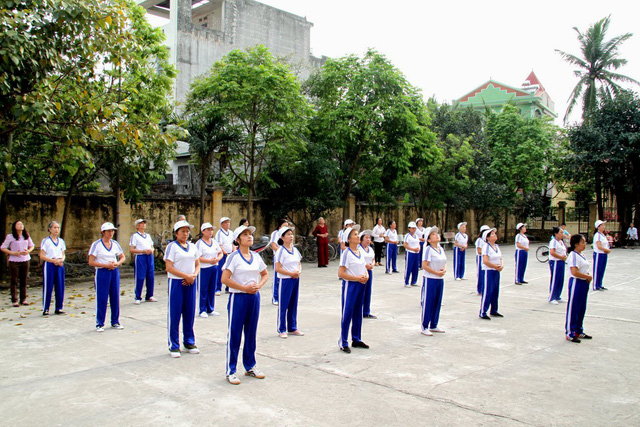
[536,245,550,263]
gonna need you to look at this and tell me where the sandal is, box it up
[12,302,19,307]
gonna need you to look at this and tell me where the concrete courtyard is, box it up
[1,243,638,426]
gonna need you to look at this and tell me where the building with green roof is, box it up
[455,71,557,119]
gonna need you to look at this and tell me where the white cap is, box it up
[482,228,497,241]
[516,223,527,230]
[594,220,606,229]
[425,226,439,238]
[407,221,417,228]
[134,219,146,226]
[359,229,373,238]
[479,225,491,233]
[415,218,423,223]
[173,220,194,232]
[344,219,355,226]
[200,222,215,232]
[219,217,230,224]
[233,225,256,240]
[278,226,295,239]
[457,222,467,230]
[342,225,361,242]
[101,222,117,232]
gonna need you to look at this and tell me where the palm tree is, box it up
[556,16,639,124]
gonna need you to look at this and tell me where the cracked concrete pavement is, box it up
[1,243,639,426]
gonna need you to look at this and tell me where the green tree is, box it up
[258,142,342,236]
[185,109,239,226]
[0,0,179,238]
[186,45,311,224]
[485,105,557,239]
[568,90,640,229]
[556,16,639,124]
[306,50,437,220]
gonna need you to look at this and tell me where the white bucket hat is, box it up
[407,221,417,228]
[457,222,467,230]
[200,222,216,232]
[134,219,146,226]
[516,223,527,231]
[233,225,256,240]
[101,222,117,232]
[173,220,194,232]
[342,225,361,242]
[482,228,497,241]
[219,217,231,224]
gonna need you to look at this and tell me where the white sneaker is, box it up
[96,326,105,332]
[421,329,433,336]
[210,311,220,316]
[549,300,559,305]
[134,299,141,305]
[557,299,565,303]
[279,332,288,339]
[245,366,265,379]
[146,297,158,302]
[111,323,124,330]
[199,312,208,318]
[215,291,221,296]
[404,284,412,288]
[272,301,279,306]
[429,327,445,333]
[184,344,200,354]
[169,349,181,358]
[227,373,241,385]
[455,278,461,281]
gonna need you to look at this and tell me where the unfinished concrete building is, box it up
[137,0,325,105]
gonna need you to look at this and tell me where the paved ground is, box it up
[1,243,639,426]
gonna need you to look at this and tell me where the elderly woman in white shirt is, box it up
[514,223,529,285]
[479,228,504,320]
[548,226,567,304]
[372,218,386,266]
[565,234,593,343]
[592,220,611,291]
[420,226,447,336]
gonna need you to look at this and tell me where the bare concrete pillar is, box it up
[212,187,223,226]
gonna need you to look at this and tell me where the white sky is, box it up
[148,0,640,126]
[261,0,640,126]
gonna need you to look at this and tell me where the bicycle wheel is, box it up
[328,244,338,261]
[536,245,550,263]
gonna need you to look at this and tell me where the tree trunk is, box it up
[504,207,509,243]
[200,158,207,227]
[595,172,603,220]
[61,168,82,240]
[113,172,120,241]
[247,183,253,226]
[0,184,7,280]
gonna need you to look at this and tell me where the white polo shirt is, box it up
[415,226,425,242]
[340,247,367,278]
[549,237,567,262]
[515,233,529,250]
[384,229,398,244]
[592,232,609,254]
[422,245,447,279]
[481,243,502,271]
[404,232,420,251]
[164,241,198,279]
[475,237,485,256]
[41,237,66,260]
[215,229,234,254]
[275,245,302,274]
[567,251,590,278]
[195,238,222,269]
[129,232,153,252]
[455,232,468,248]
[89,239,123,268]
[359,244,375,266]
[223,251,267,293]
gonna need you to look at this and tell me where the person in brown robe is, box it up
[312,217,329,267]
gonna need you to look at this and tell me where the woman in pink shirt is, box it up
[1,220,35,307]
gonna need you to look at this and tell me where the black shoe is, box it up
[578,333,592,339]
[567,336,581,343]
[392,270,400,273]
[521,281,528,284]
[515,282,522,285]
[479,315,491,320]
[364,314,377,319]
[340,346,351,353]
[600,287,608,290]
[490,313,504,318]
[43,310,49,316]
[54,310,65,315]
[352,341,369,349]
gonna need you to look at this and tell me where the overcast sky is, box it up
[257,0,640,126]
